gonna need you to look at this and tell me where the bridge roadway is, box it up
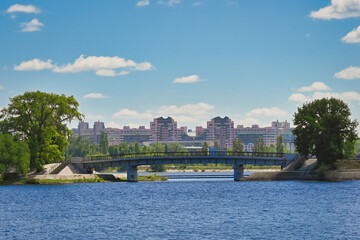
[74,151,298,182]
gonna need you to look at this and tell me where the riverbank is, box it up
[245,159,360,181]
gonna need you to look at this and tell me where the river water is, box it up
[1,176,360,239]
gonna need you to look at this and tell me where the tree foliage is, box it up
[99,131,108,154]
[0,134,30,179]
[276,135,285,154]
[232,138,244,152]
[253,137,265,152]
[0,91,83,170]
[293,98,358,165]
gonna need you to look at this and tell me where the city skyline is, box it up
[1,1,360,131]
[75,117,295,151]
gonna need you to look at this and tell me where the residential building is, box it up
[207,116,235,149]
[150,117,178,142]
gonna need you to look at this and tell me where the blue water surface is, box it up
[1,180,360,239]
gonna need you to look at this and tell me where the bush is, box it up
[317,164,327,178]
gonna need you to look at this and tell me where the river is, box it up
[1,176,359,239]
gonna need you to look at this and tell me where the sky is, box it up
[1,0,360,131]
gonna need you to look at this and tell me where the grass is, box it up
[138,174,167,181]
[334,159,360,169]
[0,177,106,185]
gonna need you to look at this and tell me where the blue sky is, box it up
[1,0,360,130]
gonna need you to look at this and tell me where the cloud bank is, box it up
[14,55,153,77]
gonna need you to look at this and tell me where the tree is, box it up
[233,138,244,152]
[99,131,108,154]
[214,141,220,151]
[201,142,209,154]
[276,135,285,154]
[67,136,91,157]
[0,134,30,179]
[134,142,142,154]
[293,98,358,165]
[0,91,83,170]
[253,137,265,152]
[108,145,119,156]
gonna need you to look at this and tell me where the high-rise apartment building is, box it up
[150,117,178,142]
[76,121,105,144]
[105,126,152,145]
[207,116,235,149]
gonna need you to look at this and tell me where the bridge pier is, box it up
[127,166,138,182]
[233,165,244,181]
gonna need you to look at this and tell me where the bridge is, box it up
[71,151,298,182]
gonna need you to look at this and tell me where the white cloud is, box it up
[14,59,53,71]
[157,102,214,116]
[335,66,360,79]
[20,19,44,32]
[107,122,122,128]
[298,82,331,92]
[112,102,215,128]
[289,93,311,103]
[193,2,202,6]
[136,0,150,7]
[173,74,202,84]
[246,107,290,118]
[113,109,153,120]
[95,69,117,77]
[7,4,40,13]
[14,55,152,77]
[83,93,109,99]
[342,25,360,43]
[237,118,261,127]
[169,0,181,6]
[0,85,3,90]
[53,55,153,74]
[313,91,360,104]
[310,0,360,20]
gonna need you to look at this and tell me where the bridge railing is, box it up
[89,151,285,161]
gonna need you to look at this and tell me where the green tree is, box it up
[151,164,167,172]
[214,141,220,151]
[99,131,108,154]
[0,91,83,170]
[67,136,91,157]
[276,135,285,154]
[253,137,265,152]
[134,142,142,154]
[151,143,165,152]
[355,140,360,155]
[108,145,119,156]
[166,143,187,153]
[0,134,30,179]
[233,138,244,152]
[201,142,209,154]
[293,97,358,165]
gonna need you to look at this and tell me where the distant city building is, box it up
[235,121,295,151]
[76,121,105,144]
[143,141,214,152]
[150,117,178,142]
[207,116,235,149]
[73,119,296,152]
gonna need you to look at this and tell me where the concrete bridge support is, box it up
[127,166,138,182]
[233,165,244,181]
